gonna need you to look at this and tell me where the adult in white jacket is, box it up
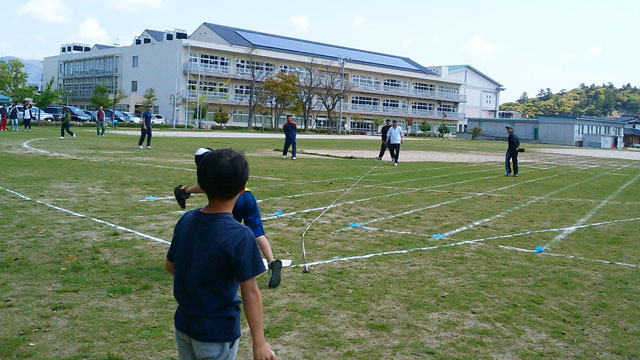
[386,119,404,166]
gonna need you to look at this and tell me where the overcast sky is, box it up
[2,0,638,103]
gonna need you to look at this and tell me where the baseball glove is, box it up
[174,185,191,209]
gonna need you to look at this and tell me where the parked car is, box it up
[44,106,91,122]
[122,111,141,123]
[83,110,111,123]
[104,109,128,123]
[14,105,54,121]
[151,114,165,124]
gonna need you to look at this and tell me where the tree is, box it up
[437,124,450,137]
[372,117,383,134]
[244,48,271,128]
[138,88,157,114]
[89,85,111,109]
[295,57,322,131]
[517,92,529,103]
[0,59,28,99]
[471,127,482,140]
[212,107,229,127]
[110,89,127,112]
[419,121,432,136]
[317,62,351,133]
[263,72,299,128]
[34,77,59,120]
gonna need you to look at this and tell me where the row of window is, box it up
[187,52,459,97]
[60,57,118,77]
[577,124,622,136]
[351,96,457,113]
[62,77,117,99]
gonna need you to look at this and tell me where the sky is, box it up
[2,0,639,103]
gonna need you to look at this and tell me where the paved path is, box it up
[114,130,376,140]
[538,148,640,161]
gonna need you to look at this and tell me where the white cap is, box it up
[194,147,212,156]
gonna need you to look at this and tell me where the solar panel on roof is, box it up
[235,30,420,71]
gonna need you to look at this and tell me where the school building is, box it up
[42,23,468,133]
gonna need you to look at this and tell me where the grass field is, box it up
[1,127,639,359]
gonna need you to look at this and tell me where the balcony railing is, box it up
[184,62,231,74]
[350,81,467,102]
[350,104,381,112]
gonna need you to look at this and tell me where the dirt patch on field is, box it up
[303,149,503,163]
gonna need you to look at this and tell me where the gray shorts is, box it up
[175,328,239,360]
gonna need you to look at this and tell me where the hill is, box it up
[500,83,640,117]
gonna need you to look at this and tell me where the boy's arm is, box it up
[165,260,174,274]
[185,184,203,194]
[240,278,276,360]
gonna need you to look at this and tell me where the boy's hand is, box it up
[253,342,276,360]
[174,185,191,209]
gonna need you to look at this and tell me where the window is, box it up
[132,56,138,68]
[350,118,374,132]
[438,103,456,113]
[438,85,459,99]
[235,59,274,75]
[199,54,230,72]
[382,99,408,114]
[352,74,380,90]
[234,85,250,101]
[279,65,292,74]
[351,96,380,111]
[413,82,435,94]
[383,78,408,93]
[411,102,434,114]
[131,81,137,92]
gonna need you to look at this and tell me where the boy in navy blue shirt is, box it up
[174,148,283,289]
[166,149,276,360]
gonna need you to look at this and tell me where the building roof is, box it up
[447,65,503,87]
[624,128,640,136]
[93,44,115,50]
[467,117,537,122]
[538,114,625,125]
[144,29,165,42]
[200,23,437,75]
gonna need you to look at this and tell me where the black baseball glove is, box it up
[174,185,191,209]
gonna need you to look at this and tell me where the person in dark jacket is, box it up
[96,105,106,137]
[282,114,297,160]
[138,105,152,149]
[9,104,18,131]
[505,126,520,177]
[22,103,33,131]
[60,107,75,139]
[378,119,392,160]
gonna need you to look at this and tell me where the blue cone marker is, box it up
[432,233,446,239]
[534,245,544,253]
[273,209,282,217]
[146,195,157,201]
[349,222,361,228]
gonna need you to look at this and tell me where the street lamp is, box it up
[337,56,351,134]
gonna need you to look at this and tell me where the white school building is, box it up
[42,23,468,133]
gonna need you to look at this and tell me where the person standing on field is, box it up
[505,125,520,177]
[386,119,404,166]
[60,107,75,139]
[0,105,8,131]
[96,105,106,137]
[138,105,152,149]
[282,114,297,160]
[9,104,19,131]
[22,103,33,131]
[378,118,392,160]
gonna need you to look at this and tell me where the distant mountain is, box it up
[0,56,43,88]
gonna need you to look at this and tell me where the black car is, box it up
[104,109,128,122]
[44,106,91,122]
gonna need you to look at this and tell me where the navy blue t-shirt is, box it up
[167,210,266,342]
[143,111,152,128]
[233,190,265,238]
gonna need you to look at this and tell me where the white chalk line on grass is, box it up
[294,216,640,268]
[545,170,640,250]
[334,170,562,233]
[498,245,639,269]
[22,139,282,181]
[442,163,633,237]
[1,185,171,245]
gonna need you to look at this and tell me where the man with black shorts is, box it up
[378,119,391,160]
[505,125,520,177]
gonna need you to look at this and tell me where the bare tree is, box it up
[295,57,322,131]
[317,62,351,133]
[244,48,271,128]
